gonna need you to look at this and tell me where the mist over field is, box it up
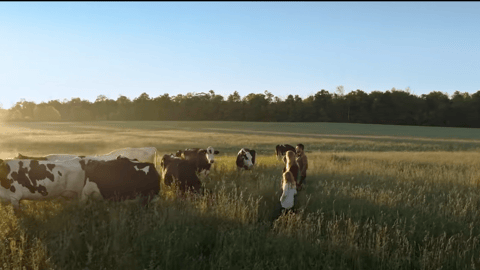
[1,121,480,269]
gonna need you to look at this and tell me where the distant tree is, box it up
[312,90,333,122]
[345,90,370,123]
[13,99,36,121]
[33,104,62,121]
[448,91,475,127]
[225,91,244,121]
[421,91,450,126]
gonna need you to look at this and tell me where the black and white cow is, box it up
[80,156,160,204]
[160,154,202,194]
[275,144,296,161]
[0,158,85,211]
[175,146,219,177]
[236,148,256,170]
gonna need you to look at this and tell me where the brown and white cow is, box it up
[175,146,219,177]
[0,158,85,211]
[80,156,160,204]
[236,148,256,170]
[275,144,296,161]
[160,154,202,194]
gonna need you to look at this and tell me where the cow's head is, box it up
[175,150,184,159]
[275,145,282,161]
[204,146,219,164]
[160,154,178,170]
[238,148,255,169]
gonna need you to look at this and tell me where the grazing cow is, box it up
[275,144,296,161]
[236,148,256,170]
[0,158,85,211]
[175,146,219,177]
[160,154,202,194]
[80,156,160,203]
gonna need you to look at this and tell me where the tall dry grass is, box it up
[2,122,480,269]
[2,153,480,269]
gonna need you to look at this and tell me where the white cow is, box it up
[0,157,85,211]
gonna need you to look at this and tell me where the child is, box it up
[295,144,308,190]
[272,171,297,220]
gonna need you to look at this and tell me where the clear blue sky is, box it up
[1,2,479,109]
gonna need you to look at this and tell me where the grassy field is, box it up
[1,121,480,269]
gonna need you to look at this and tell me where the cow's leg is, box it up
[81,180,103,202]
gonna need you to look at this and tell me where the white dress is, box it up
[280,182,297,209]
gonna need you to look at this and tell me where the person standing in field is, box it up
[272,171,297,220]
[295,144,308,191]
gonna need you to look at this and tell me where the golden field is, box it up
[1,121,480,269]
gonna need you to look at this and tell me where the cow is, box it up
[275,144,296,161]
[160,154,202,194]
[175,146,219,177]
[0,158,85,211]
[80,156,160,204]
[236,148,256,170]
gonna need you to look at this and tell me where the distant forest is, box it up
[2,87,480,128]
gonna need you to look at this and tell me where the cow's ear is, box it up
[214,150,219,155]
[250,150,256,156]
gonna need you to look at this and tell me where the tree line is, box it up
[2,87,480,128]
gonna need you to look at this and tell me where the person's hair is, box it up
[296,144,304,150]
[283,171,295,187]
[285,150,297,171]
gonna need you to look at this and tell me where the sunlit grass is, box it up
[2,122,480,269]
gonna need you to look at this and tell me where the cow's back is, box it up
[86,158,160,201]
[100,147,158,166]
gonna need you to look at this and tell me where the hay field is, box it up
[1,121,480,269]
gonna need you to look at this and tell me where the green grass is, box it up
[1,121,480,269]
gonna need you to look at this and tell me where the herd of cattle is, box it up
[0,144,297,212]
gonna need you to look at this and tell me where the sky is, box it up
[1,2,479,109]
